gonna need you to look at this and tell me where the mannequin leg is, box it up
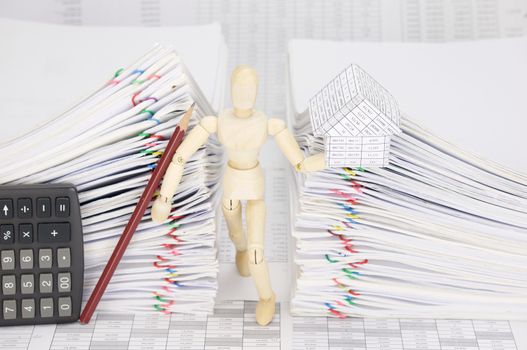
[221,197,250,277]
[246,199,276,325]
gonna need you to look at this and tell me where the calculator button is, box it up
[57,248,71,268]
[1,250,15,270]
[18,223,33,243]
[39,248,53,269]
[2,275,16,295]
[17,198,32,218]
[3,300,16,320]
[0,224,14,244]
[58,297,72,317]
[55,197,70,217]
[39,273,53,293]
[40,298,54,318]
[21,274,35,294]
[38,223,71,243]
[19,249,34,269]
[0,199,13,219]
[21,299,35,319]
[58,272,71,292]
[36,198,51,218]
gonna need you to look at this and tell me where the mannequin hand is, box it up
[295,153,326,173]
[152,196,172,223]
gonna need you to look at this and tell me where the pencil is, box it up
[80,103,195,324]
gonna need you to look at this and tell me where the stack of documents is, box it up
[0,20,227,314]
[287,37,527,319]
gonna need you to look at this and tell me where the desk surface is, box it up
[2,301,525,350]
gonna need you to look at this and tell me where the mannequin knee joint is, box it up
[222,199,240,212]
[248,246,264,265]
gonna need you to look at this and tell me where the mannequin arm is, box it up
[268,118,326,172]
[152,116,218,223]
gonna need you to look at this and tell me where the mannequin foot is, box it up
[235,250,250,277]
[255,293,276,326]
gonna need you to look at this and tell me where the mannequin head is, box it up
[231,65,258,118]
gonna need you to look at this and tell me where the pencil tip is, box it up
[180,102,194,131]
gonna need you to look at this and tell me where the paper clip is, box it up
[325,254,339,263]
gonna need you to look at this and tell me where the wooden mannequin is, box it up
[152,65,325,325]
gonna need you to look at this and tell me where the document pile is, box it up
[287,39,527,319]
[0,46,223,314]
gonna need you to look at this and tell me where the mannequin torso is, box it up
[218,108,267,170]
[218,109,268,200]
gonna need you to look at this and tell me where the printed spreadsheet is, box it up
[0,301,521,350]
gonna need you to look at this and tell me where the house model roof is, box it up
[309,64,401,138]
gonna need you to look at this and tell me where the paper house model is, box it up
[308,64,401,167]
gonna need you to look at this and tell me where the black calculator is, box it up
[0,184,83,326]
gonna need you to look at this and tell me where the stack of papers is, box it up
[0,20,227,315]
[0,19,227,140]
[287,37,527,319]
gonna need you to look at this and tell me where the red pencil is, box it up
[80,103,194,324]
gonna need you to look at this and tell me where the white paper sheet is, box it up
[0,302,525,350]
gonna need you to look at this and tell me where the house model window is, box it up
[308,64,401,167]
